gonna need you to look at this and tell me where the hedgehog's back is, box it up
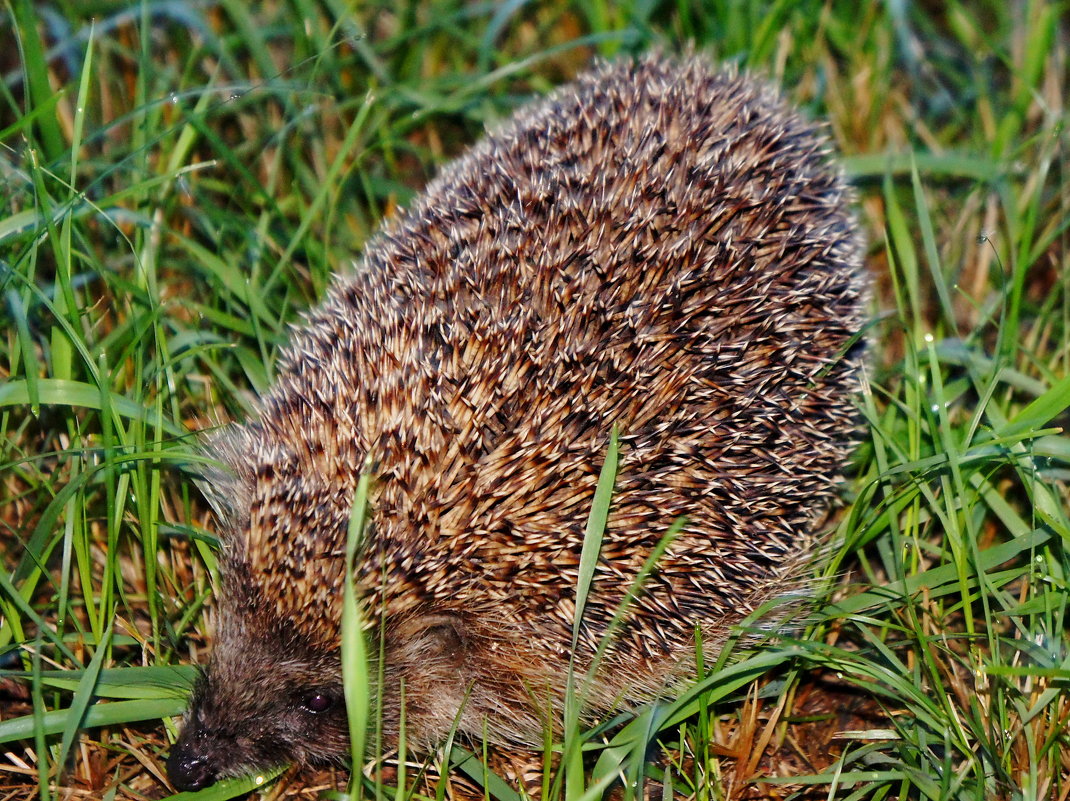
[217,53,865,744]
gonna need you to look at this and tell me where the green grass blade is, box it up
[343,456,374,799]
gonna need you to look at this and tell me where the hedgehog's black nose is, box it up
[167,742,218,792]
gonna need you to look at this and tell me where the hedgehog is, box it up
[166,53,867,792]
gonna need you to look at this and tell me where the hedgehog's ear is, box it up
[394,613,469,667]
[196,423,257,534]
[419,615,467,663]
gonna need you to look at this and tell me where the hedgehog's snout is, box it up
[166,732,220,791]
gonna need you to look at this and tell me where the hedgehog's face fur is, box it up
[167,624,348,791]
[167,559,536,790]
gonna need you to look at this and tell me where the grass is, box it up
[1,0,1068,799]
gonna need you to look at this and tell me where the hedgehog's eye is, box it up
[301,691,334,714]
